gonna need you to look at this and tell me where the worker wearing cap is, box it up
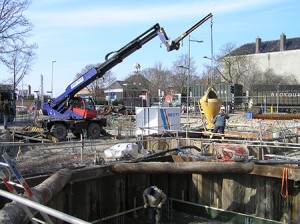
[210,108,229,139]
[143,186,167,224]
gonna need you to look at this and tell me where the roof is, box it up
[108,74,155,93]
[231,36,300,56]
[124,74,153,89]
[109,81,126,89]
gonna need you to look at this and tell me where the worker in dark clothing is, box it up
[2,99,10,130]
[143,186,167,224]
[210,109,229,139]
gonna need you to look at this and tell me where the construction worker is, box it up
[2,99,10,130]
[210,108,229,139]
[143,186,167,224]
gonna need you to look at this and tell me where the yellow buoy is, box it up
[199,85,222,129]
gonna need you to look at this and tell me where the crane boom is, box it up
[46,23,173,116]
[40,14,213,141]
[173,13,213,46]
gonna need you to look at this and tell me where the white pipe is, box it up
[0,189,91,224]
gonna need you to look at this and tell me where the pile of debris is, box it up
[97,104,135,116]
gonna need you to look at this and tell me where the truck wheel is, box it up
[50,123,67,141]
[87,123,101,139]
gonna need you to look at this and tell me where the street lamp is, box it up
[276,82,282,113]
[178,35,203,143]
[178,65,189,143]
[34,90,40,119]
[51,60,56,98]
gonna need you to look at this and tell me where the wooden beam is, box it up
[111,162,254,174]
[71,166,114,182]
[251,165,300,181]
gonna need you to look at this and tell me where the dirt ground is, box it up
[1,112,300,176]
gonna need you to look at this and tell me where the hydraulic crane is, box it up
[39,13,213,141]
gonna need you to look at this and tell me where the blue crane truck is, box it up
[38,13,213,141]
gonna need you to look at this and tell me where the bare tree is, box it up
[141,62,172,96]
[239,66,261,95]
[0,0,37,94]
[283,73,298,84]
[218,42,299,93]
[199,63,219,86]
[259,69,298,85]
[170,54,197,96]
[217,42,255,84]
[197,70,210,85]
[6,44,37,90]
[0,0,34,65]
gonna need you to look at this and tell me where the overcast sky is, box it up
[1,0,299,97]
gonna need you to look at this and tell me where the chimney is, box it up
[255,37,261,53]
[280,33,286,51]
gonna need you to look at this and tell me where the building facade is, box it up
[105,74,157,108]
[227,33,300,81]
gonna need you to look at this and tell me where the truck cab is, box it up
[71,97,97,120]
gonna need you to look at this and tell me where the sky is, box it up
[1,0,300,97]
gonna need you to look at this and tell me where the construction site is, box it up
[0,10,300,224]
[1,94,300,224]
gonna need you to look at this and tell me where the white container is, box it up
[135,107,181,136]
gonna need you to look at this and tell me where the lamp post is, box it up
[276,82,282,113]
[178,65,189,143]
[34,90,39,119]
[178,35,203,143]
[21,78,25,108]
[51,60,56,99]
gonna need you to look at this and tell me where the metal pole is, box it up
[186,35,191,144]
[210,15,213,84]
[0,189,90,224]
[40,74,44,110]
[22,78,24,108]
[277,83,280,113]
[51,60,56,99]
[193,96,195,115]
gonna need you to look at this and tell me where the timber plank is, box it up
[251,165,300,181]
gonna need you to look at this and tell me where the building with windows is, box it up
[105,74,157,108]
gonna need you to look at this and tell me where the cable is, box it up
[280,167,288,198]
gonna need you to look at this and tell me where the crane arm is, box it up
[50,24,171,111]
[170,13,213,50]
[58,13,213,103]
[46,14,213,114]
